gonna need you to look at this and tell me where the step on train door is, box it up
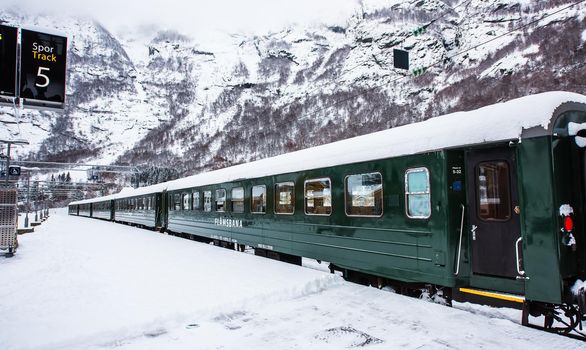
[466,147,523,278]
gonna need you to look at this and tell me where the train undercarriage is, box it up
[149,227,586,341]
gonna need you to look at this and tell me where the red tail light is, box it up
[564,216,574,232]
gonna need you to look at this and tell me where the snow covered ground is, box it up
[0,209,583,350]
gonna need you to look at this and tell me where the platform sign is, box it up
[0,25,18,98]
[8,166,20,176]
[20,29,67,109]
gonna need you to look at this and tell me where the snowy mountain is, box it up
[1,0,585,179]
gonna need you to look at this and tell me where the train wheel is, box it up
[523,301,585,339]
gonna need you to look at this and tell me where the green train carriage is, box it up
[69,91,586,336]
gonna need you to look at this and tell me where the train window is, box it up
[345,173,383,217]
[251,185,266,214]
[183,192,191,210]
[174,193,181,211]
[477,161,511,221]
[216,189,226,212]
[192,191,201,210]
[275,182,295,215]
[204,191,212,212]
[232,187,244,213]
[405,168,431,219]
[304,178,332,216]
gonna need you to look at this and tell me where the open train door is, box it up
[466,147,523,278]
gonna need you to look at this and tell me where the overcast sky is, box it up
[8,0,362,37]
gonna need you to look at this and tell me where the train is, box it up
[69,91,586,338]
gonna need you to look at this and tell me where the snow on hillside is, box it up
[0,210,583,349]
[1,0,586,179]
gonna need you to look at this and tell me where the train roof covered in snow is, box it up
[71,91,586,205]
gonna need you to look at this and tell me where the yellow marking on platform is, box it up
[459,288,525,303]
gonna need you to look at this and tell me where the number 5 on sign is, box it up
[36,67,50,88]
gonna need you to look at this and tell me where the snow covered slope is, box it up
[1,0,586,178]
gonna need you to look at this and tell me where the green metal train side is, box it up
[166,151,465,288]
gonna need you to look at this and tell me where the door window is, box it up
[251,185,266,214]
[192,191,200,210]
[345,173,383,217]
[215,189,226,212]
[477,161,511,221]
[275,182,295,214]
[232,187,244,213]
[203,191,212,212]
[405,168,431,218]
[183,193,191,210]
[304,178,332,216]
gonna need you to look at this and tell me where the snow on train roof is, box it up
[71,91,586,205]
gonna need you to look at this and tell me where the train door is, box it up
[466,147,523,278]
[156,192,166,230]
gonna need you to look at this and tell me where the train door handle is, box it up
[515,237,526,276]
[471,225,477,240]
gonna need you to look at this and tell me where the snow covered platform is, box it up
[0,210,582,349]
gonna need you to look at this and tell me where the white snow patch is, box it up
[568,123,586,146]
[575,137,586,148]
[566,232,577,247]
[572,279,586,296]
[559,204,574,216]
[523,44,540,55]
[568,121,586,136]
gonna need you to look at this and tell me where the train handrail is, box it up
[454,204,465,276]
[516,237,525,276]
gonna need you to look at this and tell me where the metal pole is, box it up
[25,171,29,227]
[34,182,38,222]
[5,143,11,186]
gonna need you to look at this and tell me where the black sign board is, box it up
[0,25,18,98]
[8,166,21,176]
[393,49,409,70]
[20,29,67,109]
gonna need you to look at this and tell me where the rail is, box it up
[454,204,465,276]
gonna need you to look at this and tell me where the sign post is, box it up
[20,29,67,110]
